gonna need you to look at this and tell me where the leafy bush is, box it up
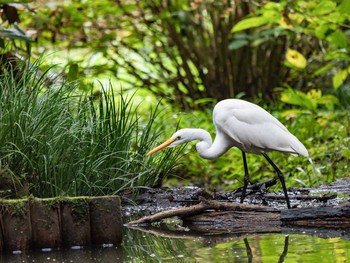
[0,0,33,68]
[233,0,350,108]
[0,62,181,198]
[21,0,294,109]
[279,88,339,112]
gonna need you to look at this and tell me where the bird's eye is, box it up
[177,136,181,140]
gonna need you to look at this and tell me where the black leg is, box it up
[278,235,289,263]
[241,151,250,203]
[262,153,291,209]
[244,238,253,263]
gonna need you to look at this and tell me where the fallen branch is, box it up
[128,200,278,225]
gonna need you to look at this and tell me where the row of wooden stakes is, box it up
[0,196,122,253]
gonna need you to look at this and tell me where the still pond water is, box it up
[1,227,349,262]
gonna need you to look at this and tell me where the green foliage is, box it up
[232,2,282,33]
[5,0,345,110]
[280,88,339,112]
[22,0,350,110]
[21,0,292,109]
[0,62,181,198]
[232,0,350,108]
[0,1,32,57]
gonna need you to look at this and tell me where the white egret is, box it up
[147,99,309,209]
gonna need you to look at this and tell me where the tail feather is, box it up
[290,134,309,157]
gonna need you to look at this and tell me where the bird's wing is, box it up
[214,101,308,156]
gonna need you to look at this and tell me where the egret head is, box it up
[146,129,196,156]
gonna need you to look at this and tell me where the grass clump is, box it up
[0,62,180,198]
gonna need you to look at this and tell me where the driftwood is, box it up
[128,200,277,225]
[127,199,350,234]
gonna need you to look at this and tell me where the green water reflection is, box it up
[1,228,349,262]
[123,227,350,262]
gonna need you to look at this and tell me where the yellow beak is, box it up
[146,138,176,156]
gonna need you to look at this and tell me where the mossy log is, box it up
[128,200,350,233]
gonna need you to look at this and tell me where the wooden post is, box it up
[89,196,122,246]
[0,195,123,252]
[29,197,61,250]
[0,199,32,252]
[60,197,91,247]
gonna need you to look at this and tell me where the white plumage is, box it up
[212,99,308,156]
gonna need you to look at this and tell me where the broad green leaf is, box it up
[342,149,350,160]
[332,69,348,90]
[332,72,343,90]
[285,49,307,69]
[232,16,269,33]
[68,63,79,82]
[228,39,248,50]
[280,88,316,111]
[326,11,347,24]
[313,63,335,76]
[317,95,339,105]
[313,1,336,15]
[251,38,269,47]
[288,13,304,24]
[281,109,305,118]
[315,24,329,39]
[339,0,350,14]
[263,2,283,11]
[307,89,322,100]
[326,31,347,48]
[325,50,350,60]
[279,17,292,29]
[232,33,250,40]
[0,28,31,42]
[259,27,286,37]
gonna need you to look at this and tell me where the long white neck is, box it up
[192,129,231,160]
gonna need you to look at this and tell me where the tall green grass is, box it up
[0,63,180,198]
